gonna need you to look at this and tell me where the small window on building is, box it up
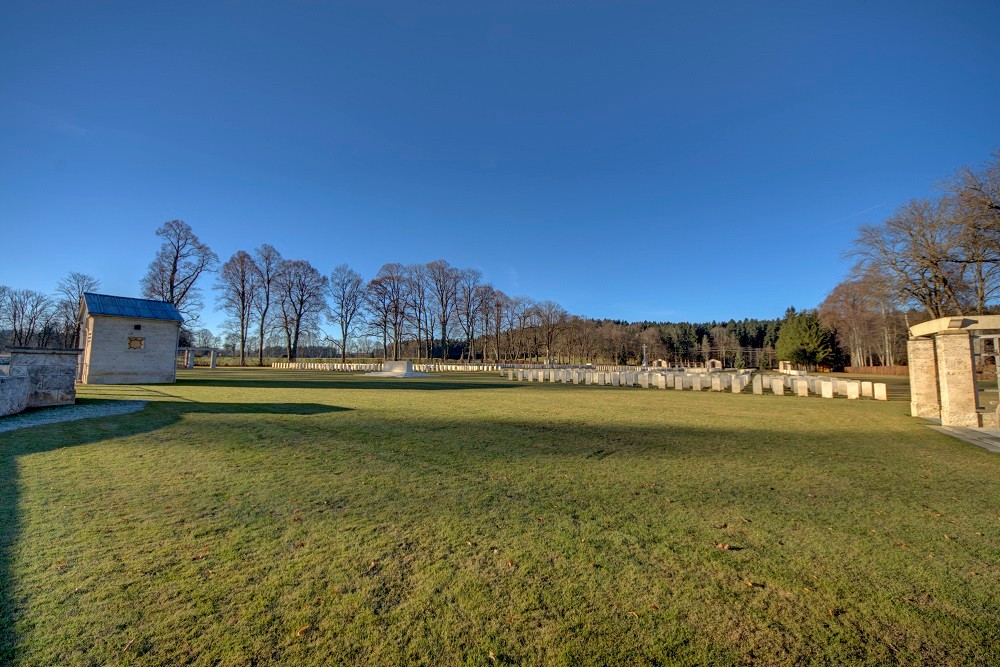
[127,337,144,351]
[133,324,142,331]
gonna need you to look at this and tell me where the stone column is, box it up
[908,337,940,419]
[210,350,218,369]
[935,332,982,427]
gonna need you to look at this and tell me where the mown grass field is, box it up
[1,369,997,665]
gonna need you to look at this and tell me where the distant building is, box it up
[78,293,183,384]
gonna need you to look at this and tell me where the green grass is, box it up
[1,369,997,666]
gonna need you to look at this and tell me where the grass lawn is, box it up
[1,369,997,665]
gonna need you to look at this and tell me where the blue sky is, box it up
[1,1,998,331]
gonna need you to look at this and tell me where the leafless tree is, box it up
[455,269,486,360]
[426,259,460,359]
[215,250,257,365]
[250,244,282,366]
[533,300,568,363]
[329,263,366,362]
[403,264,432,360]
[275,259,328,361]
[141,220,218,323]
[3,289,54,347]
[55,271,100,347]
[365,263,407,360]
[945,151,1000,312]
[853,198,967,318]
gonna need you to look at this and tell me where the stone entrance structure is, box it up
[908,315,1000,428]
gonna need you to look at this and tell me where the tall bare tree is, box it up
[365,263,408,360]
[455,268,485,361]
[853,198,966,318]
[403,264,431,359]
[141,219,218,323]
[216,250,257,365]
[533,300,569,363]
[426,259,460,359]
[3,289,54,347]
[250,244,282,366]
[275,259,328,362]
[329,263,366,362]
[55,271,100,347]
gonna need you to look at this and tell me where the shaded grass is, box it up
[1,369,998,665]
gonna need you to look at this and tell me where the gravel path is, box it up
[0,400,147,434]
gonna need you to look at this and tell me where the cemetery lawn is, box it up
[1,370,998,666]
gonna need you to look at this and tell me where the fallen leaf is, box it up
[296,625,311,637]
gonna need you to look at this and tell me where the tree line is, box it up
[4,149,996,369]
[820,149,1000,367]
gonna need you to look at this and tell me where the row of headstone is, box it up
[271,362,381,371]
[743,373,887,400]
[271,361,514,373]
[507,368,754,392]
[506,368,888,401]
[415,363,504,372]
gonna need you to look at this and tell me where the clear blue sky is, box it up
[2,1,998,332]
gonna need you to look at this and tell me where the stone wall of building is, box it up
[81,316,179,384]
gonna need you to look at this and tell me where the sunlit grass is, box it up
[1,369,997,665]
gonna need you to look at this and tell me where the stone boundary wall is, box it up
[0,348,81,417]
[844,366,908,376]
[0,364,29,417]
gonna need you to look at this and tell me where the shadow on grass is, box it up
[0,400,348,663]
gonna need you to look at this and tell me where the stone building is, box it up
[78,293,183,384]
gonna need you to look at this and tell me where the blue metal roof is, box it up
[82,293,184,322]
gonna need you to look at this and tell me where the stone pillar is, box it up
[935,332,982,427]
[210,350,218,369]
[907,337,940,419]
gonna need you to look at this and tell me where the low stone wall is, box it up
[0,348,81,417]
[844,365,909,376]
[0,364,29,417]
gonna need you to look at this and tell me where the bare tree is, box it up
[3,289,54,347]
[455,269,485,360]
[533,300,569,363]
[426,259,460,359]
[852,199,966,318]
[215,250,257,365]
[55,272,100,347]
[946,151,1000,312]
[250,244,282,366]
[141,219,218,323]
[365,263,408,360]
[329,264,366,362]
[275,259,328,362]
[403,264,431,360]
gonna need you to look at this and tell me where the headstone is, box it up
[847,381,861,399]
[771,378,784,396]
[752,375,763,395]
[795,379,809,397]
[874,383,888,401]
[820,381,834,398]
[861,381,873,398]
